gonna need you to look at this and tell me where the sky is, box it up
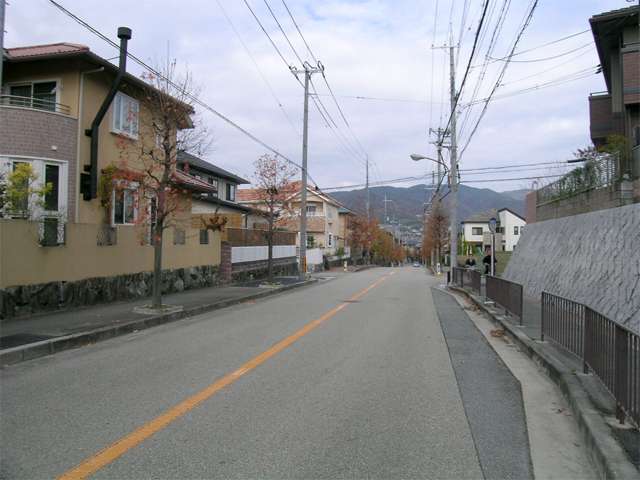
[4,0,630,192]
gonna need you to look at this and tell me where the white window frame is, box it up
[111,181,139,226]
[112,91,139,139]
[0,156,68,219]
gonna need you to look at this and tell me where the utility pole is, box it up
[0,0,5,87]
[291,62,323,281]
[365,156,370,222]
[448,44,459,277]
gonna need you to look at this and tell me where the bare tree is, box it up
[251,154,297,282]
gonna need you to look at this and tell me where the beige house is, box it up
[0,34,223,316]
[237,182,347,255]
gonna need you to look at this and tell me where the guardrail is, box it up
[452,267,465,287]
[452,267,482,294]
[486,276,523,322]
[468,269,481,294]
[542,291,639,426]
[0,94,71,115]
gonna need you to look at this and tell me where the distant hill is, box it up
[330,184,526,225]
[501,189,532,201]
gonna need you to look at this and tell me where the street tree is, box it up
[348,215,378,264]
[251,154,297,282]
[422,202,449,266]
[116,60,213,309]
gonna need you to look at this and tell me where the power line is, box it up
[280,0,317,63]
[46,0,324,188]
[488,42,593,63]
[214,0,299,137]
[261,0,303,65]
[459,0,540,158]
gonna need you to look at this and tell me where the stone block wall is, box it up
[220,241,232,283]
[503,203,640,332]
[536,185,623,222]
[231,257,298,283]
[0,265,220,319]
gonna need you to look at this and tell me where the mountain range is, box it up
[330,184,529,226]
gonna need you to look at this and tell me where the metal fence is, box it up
[542,291,639,426]
[541,292,585,359]
[468,269,482,294]
[452,267,482,295]
[486,275,523,322]
[452,267,465,288]
[536,153,619,205]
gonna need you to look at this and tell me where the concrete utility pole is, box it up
[0,0,5,87]
[448,44,459,275]
[291,62,322,281]
[366,156,370,222]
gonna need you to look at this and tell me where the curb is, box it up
[450,286,639,480]
[1,279,318,367]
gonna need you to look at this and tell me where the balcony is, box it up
[588,92,624,146]
[0,95,77,166]
[0,94,71,115]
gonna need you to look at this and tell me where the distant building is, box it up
[461,208,526,254]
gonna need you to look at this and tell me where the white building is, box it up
[461,208,526,254]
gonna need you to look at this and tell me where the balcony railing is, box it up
[536,153,619,206]
[0,94,71,115]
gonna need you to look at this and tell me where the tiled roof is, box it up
[462,209,497,224]
[5,43,89,59]
[590,5,638,23]
[237,188,263,202]
[173,169,218,193]
[177,151,249,185]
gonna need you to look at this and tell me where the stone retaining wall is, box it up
[231,257,298,282]
[0,265,220,319]
[503,203,640,332]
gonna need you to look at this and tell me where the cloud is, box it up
[3,0,621,193]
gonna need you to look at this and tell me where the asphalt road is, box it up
[1,267,531,479]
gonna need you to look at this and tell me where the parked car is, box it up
[413,262,421,267]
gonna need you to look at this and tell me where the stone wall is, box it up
[503,203,640,332]
[536,185,624,222]
[231,257,298,283]
[0,265,220,319]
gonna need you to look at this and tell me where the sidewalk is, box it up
[451,284,639,478]
[0,276,317,363]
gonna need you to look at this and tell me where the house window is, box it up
[306,234,315,249]
[112,92,139,138]
[306,205,316,216]
[112,187,137,225]
[174,228,186,245]
[4,158,67,218]
[44,164,60,211]
[514,226,519,235]
[226,183,236,202]
[472,227,483,235]
[328,233,333,247]
[9,81,57,111]
[208,177,218,197]
[199,229,209,244]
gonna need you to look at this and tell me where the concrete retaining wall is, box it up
[503,203,640,332]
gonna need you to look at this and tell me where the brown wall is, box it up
[0,106,78,220]
[622,50,640,105]
[0,219,221,288]
[525,191,537,223]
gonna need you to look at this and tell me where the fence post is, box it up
[583,308,590,375]
[541,292,545,342]
[615,325,628,424]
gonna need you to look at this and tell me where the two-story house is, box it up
[237,182,344,253]
[176,151,252,227]
[0,32,222,317]
[461,208,526,254]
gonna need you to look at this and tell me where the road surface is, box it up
[1,267,588,479]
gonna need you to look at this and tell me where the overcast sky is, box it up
[4,0,627,192]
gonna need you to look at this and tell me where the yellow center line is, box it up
[57,272,392,480]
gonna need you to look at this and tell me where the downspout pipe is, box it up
[84,26,132,199]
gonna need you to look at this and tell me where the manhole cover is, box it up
[0,333,54,349]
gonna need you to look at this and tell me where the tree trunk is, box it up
[152,223,163,308]
[267,216,274,283]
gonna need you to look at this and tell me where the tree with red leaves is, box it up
[348,215,378,264]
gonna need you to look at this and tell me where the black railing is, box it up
[541,292,585,359]
[0,94,71,115]
[452,267,465,287]
[468,269,481,294]
[542,291,639,426]
[486,275,523,322]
